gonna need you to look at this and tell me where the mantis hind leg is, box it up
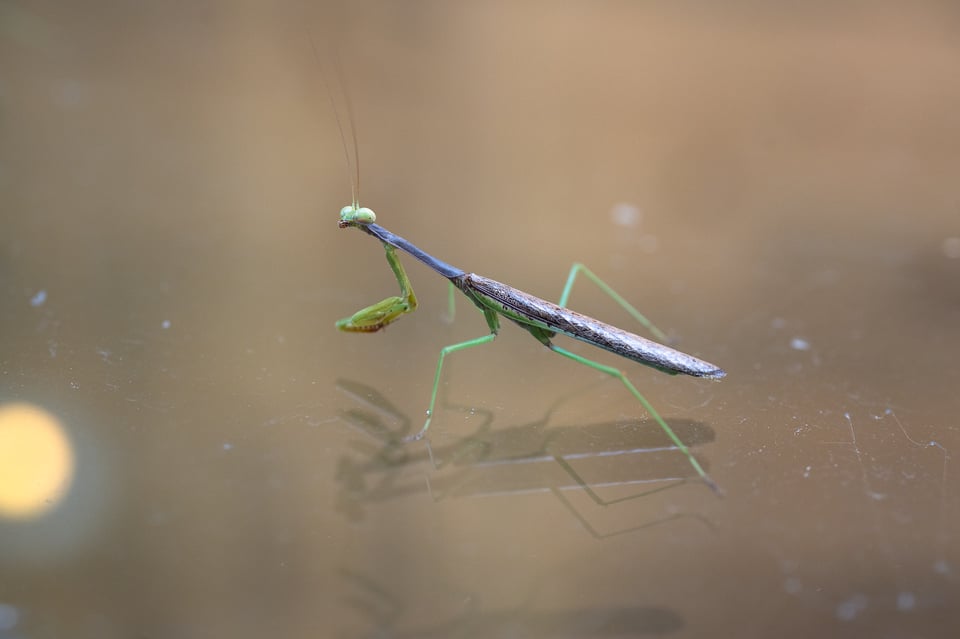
[547,342,721,495]
[558,263,669,343]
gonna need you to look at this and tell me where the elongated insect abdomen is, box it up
[462,274,725,379]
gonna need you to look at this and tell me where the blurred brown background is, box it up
[1,1,958,638]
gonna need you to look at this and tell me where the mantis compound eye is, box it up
[339,205,376,225]
[355,207,376,224]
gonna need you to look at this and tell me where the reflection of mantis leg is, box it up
[340,568,402,631]
[337,378,412,441]
[544,422,710,538]
[550,487,716,539]
[550,455,686,506]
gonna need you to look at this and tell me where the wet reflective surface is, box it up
[2,2,958,637]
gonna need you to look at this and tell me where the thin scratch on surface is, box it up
[837,411,902,586]
[885,408,952,573]
[844,412,886,501]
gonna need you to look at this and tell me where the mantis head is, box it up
[338,205,377,229]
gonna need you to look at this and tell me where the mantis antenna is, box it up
[307,30,361,208]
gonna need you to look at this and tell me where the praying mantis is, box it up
[335,203,725,493]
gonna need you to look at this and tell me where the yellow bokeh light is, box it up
[0,402,75,519]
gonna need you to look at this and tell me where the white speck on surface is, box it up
[790,337,810,351]
[0,603,19,630]
[783,577,802,594]
[161,319,171,329]
[835,593,868,621]
[222,442,233,451]
[896,591,916,611]
[609,202,642,228]
[30,289,47,306]
[802,465,812,478]
[934,559,951,575]
[942,236,960,259]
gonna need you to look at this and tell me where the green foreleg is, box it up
[336,243,418,332]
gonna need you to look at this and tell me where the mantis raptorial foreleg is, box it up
[336,243,417,332]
